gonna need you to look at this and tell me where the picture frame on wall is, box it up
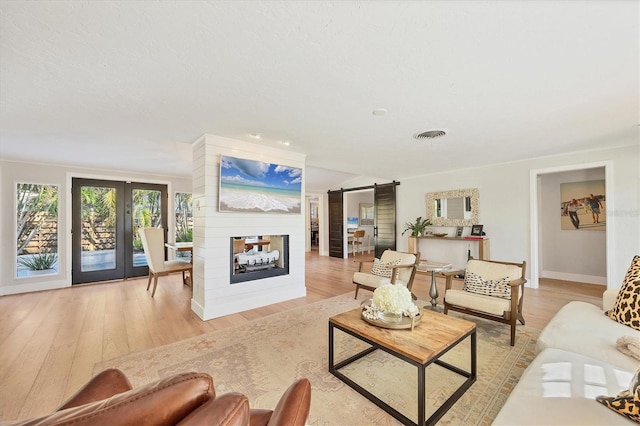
[456,226,464,237]
[471,224,484,236]
[359,203,374,225]
[560,179,606,231]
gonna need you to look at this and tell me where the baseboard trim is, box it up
[0,279,69,296]
[541,271,606,285]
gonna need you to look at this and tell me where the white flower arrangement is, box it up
[362,284,419,320]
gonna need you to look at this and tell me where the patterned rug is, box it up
[95,294,540,425]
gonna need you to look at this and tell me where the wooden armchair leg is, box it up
[146,272,153,291]
[354,285,359,299]
[518,313,526,325]
[510,322,516,346]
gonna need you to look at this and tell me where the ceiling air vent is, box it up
[413,130,446,140]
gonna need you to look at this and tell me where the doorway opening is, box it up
[530,161,612,290]
[71,178,168,284]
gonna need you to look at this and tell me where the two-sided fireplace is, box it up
[229,235,289,284]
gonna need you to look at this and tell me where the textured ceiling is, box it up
[0,1,638,192]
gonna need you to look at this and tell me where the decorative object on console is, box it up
[402,216,432,237]
[470,224,484,236]
[456,226,464,237]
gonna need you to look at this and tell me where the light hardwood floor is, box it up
[0,250,605,421]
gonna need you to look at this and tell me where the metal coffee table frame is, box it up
[328,321,476,426]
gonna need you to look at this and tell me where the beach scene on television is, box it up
[219,155,302,213]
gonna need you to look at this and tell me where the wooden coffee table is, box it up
[329,308,476,426]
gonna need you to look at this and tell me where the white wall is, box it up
[539,167,606,284]
[0,160,192,295]
[190,135,306,320]
[338,144,639,289]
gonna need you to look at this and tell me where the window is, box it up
[175,192,192,260]
[16,183,59,277]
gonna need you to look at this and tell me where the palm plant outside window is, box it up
[175,192,192,260]
[16,183,59,277]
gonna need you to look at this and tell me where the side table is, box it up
[417,261,452,310]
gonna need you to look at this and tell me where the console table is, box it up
[408,236,490,270]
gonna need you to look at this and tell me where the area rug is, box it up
[94,294,540,425]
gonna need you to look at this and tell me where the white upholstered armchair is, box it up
[353,250,420,299]
[443,259,526,346]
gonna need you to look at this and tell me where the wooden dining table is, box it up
[165,242,193,286]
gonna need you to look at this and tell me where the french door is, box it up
[71,178,168,284]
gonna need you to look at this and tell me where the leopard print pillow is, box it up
[596,366,640,423]
[606,255,640,331]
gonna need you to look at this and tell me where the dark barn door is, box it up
[328,190,344,258]
[374,183,397,257]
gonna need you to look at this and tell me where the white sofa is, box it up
[493,289,640,425]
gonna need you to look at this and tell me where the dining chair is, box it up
[350,230,366,256]
[138,227,192,297]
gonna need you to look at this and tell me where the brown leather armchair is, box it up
[2,369,311,426]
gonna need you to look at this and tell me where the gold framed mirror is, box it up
[425,188,479,226]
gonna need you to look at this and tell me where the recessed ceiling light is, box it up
[413,130,446,140]
[279,140,290,146]
[372,108,387,116]
[249,133,263,139]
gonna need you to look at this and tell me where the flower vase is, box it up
[379,311,402,324]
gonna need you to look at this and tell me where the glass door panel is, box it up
[80,186,117,272]
[125,183,167,278]
[72,179,125,284]
[131,188,163,268]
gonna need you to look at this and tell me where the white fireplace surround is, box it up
[190,134,306,320]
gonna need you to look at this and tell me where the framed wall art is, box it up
[219,155,302,213]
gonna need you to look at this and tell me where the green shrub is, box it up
[18,253,58,271]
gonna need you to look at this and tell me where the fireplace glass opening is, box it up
[230,235,289,284]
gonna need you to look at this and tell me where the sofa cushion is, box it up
[606,256,640,331]
[445,288,511,317]
[596,366,640,423]
[462,271,511,299]
[493,348,636,425]
[537,301,640,371]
